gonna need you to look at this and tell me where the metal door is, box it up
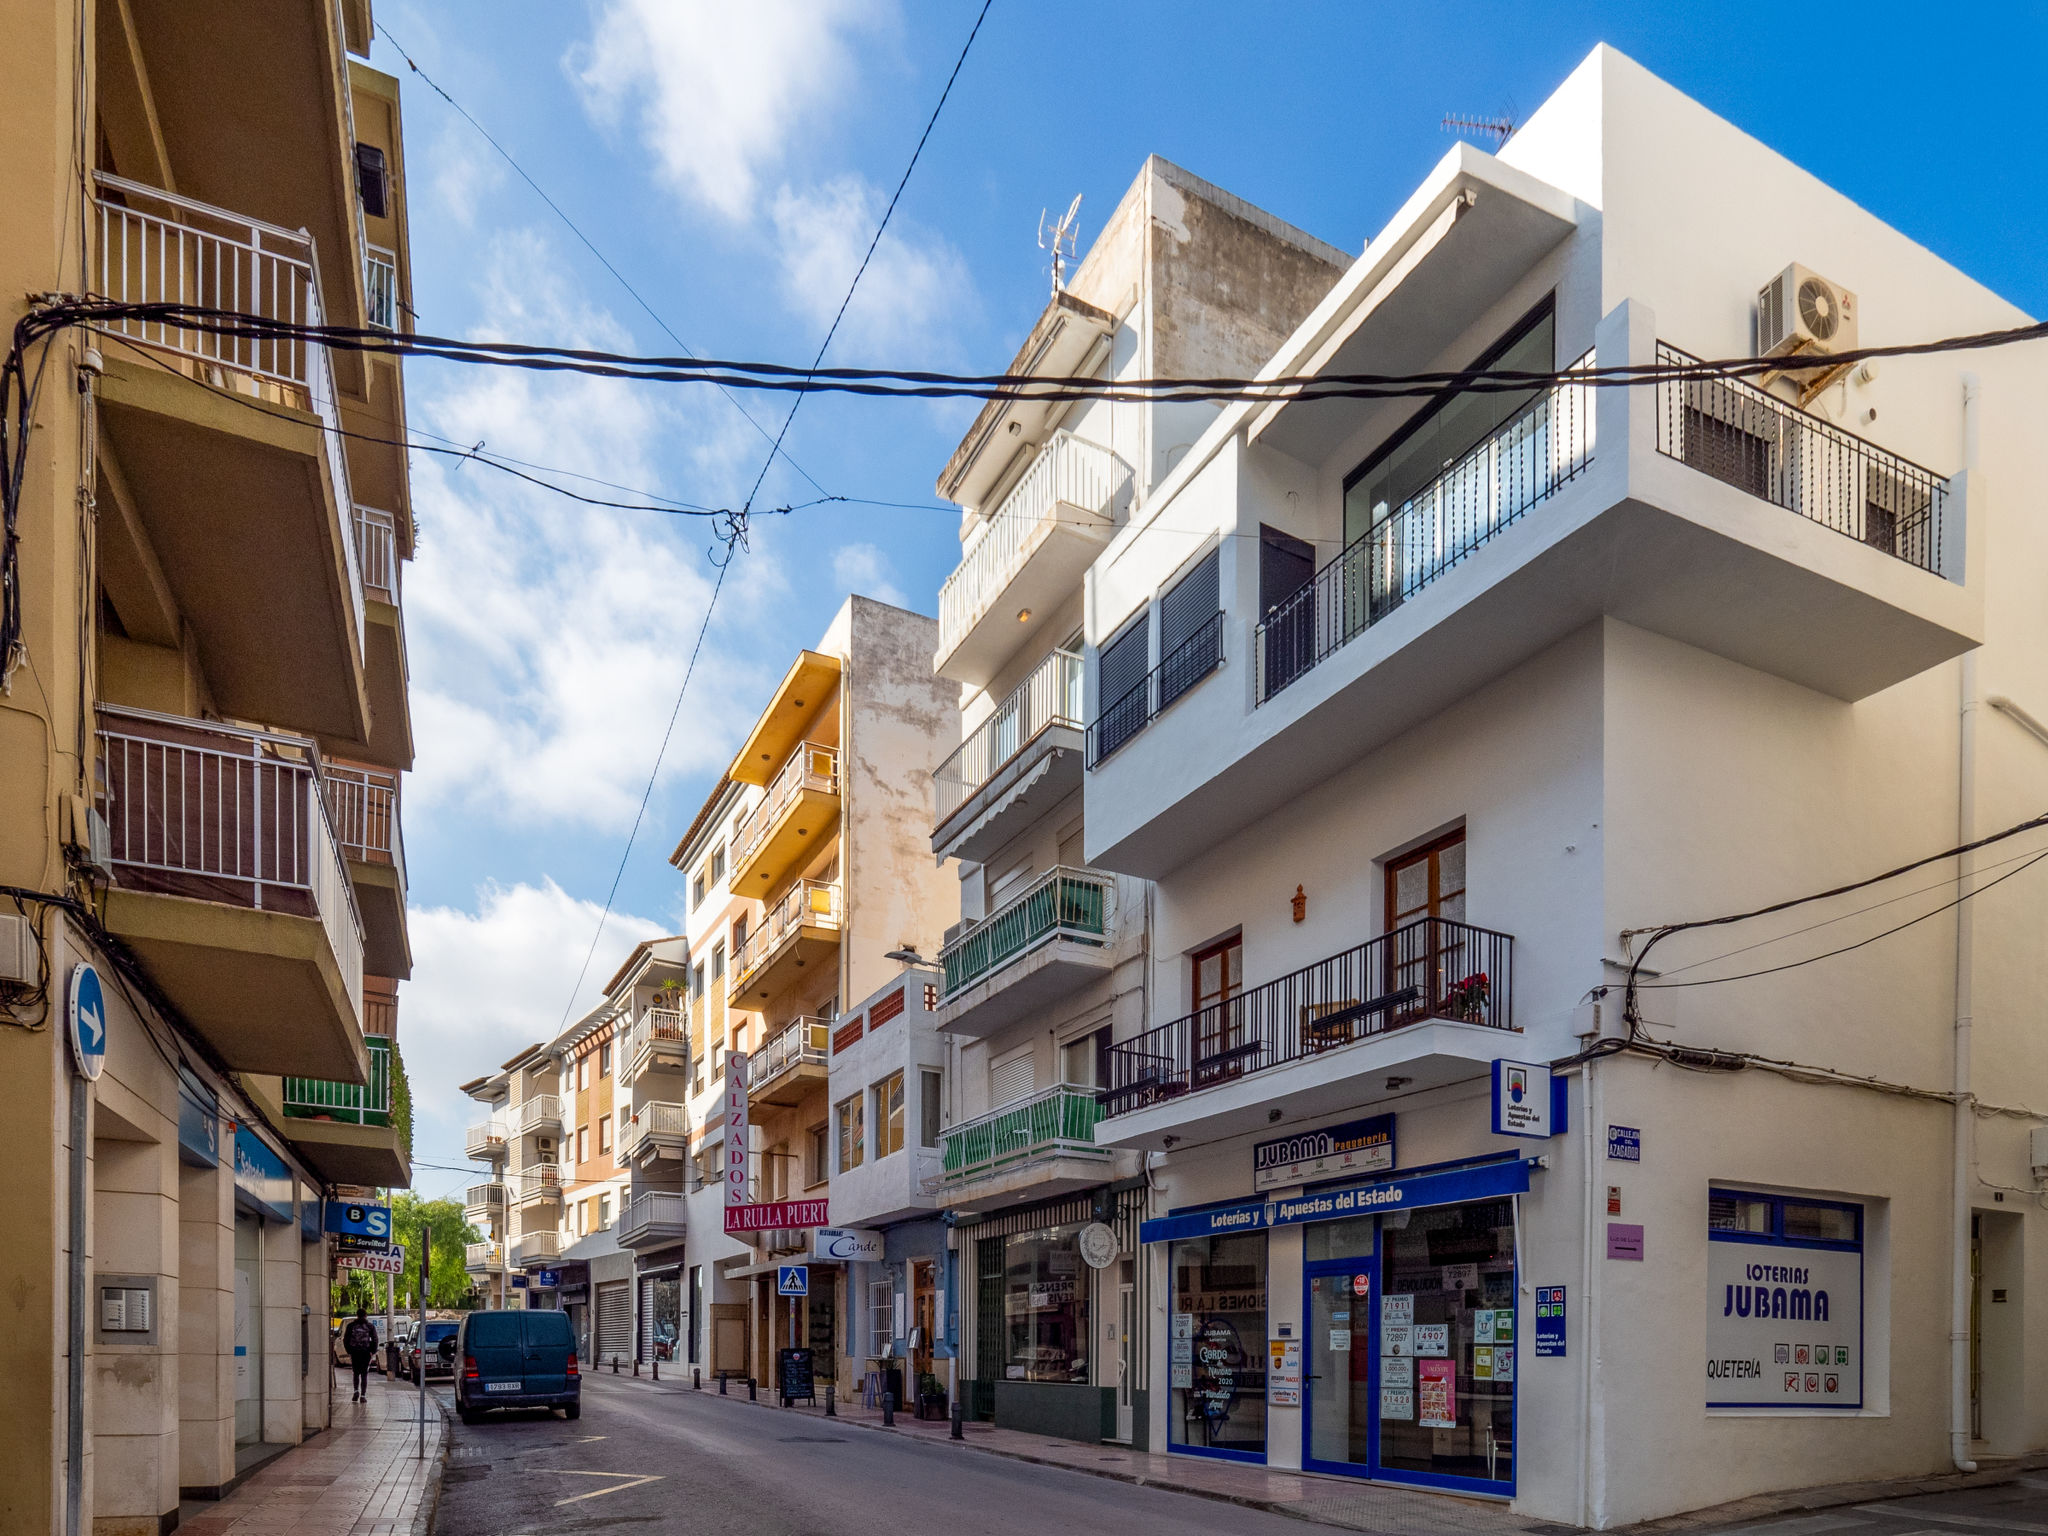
[1302,1259,1377,1477]
[595,1280,632,1365]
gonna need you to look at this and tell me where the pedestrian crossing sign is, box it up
[778,1266,808,1296]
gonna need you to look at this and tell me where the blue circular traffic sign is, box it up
[68,962,108,1081]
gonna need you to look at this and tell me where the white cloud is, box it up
[568,0,881,221]
[769,176,974,358]
[400,881,666,1195]
[829,541,906,609]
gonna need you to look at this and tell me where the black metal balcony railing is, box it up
[1654,343,1946,573]
[1256,354,1594,704]
[1086,611,1224,767]
[1098,917,1513,1116]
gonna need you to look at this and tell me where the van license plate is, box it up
[485,1382,520,1393]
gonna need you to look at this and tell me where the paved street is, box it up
[1686,1477,2048,1536]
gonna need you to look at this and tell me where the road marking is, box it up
[539,1469,666,1507]
[1855,1509,2048,1535]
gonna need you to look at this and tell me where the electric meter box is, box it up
[96,1274,160,1347]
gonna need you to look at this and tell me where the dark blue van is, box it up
[454,1309,580,1423]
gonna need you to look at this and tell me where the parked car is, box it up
[453,1309,580,1424]
[407,1320,461,1383]
[333,1316,390,1372]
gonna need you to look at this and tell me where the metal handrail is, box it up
[752,1016,830,1086]
[622,1190,689,1239]
[732,742,838,873]
[938,432,1130,657]
[324,762,404,893]
[512,1094,562,1133]
[282,1036,392,1125]
[464,1183,504,1210]
[626,1007,690,1076]
[1654,342,1945,572]
[510,1165,563,1202]
[939,866,1113,995]
[465,1122,508,1158]
[933,649,1084,826]
[619,1100,689,1160]
[512,1231,560,1263]
[1086,612,1223,767]
[97,705,365,1028]
[464,1242,502,1269]
[729,880,841,998]
[940,1082,1109,1182]
[1101,916,1514,1115]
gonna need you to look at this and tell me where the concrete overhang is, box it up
[321,597,414,772]
[935,940,1113,1040]
[731,785,841,895]
[279,1118,408,1188]
[98,358,369,744]
[350,859,410,981]
[931,726,1083,865]
[1094,1022,1509,1153]
[731,651,841,786]
[730,928,840,1011]
[936,1152,1130,1216]
[105,888,366,1082]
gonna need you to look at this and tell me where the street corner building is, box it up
[921,47,2048,1530]
[0,0,421,1530]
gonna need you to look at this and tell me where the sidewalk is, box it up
[176,1373,444,1536]
[593,1365,2048,1536]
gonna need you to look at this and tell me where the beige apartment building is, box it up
[0,1,419,1531]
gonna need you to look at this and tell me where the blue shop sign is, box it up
[1140,1156,1536,1245]
[233,1125,293,1222]
[177,1066,219,1168]
[325,1200,393,1241]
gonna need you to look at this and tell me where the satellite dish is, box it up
[1038,194,1083,293]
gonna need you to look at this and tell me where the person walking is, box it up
[343,1306,379,1403]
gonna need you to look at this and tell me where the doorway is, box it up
[910,1260,937,1392]
[1115,1269,1137,1443]
[1304,1258,1377,1476]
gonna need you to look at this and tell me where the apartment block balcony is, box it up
[748,1017,830,1105]
[935,868,1114,1040]
[98,706,366,1081]
[511,1230,560,1268]
[466,1120,509,1161]
[465,1241,503,1273]
[276,1034,408,1187]
[936,432,1131,687]
[728,880,841,1007]
[937,1083,1127,1214]
[341,504,414,776]
[510,1165,564,1206]
[618,1101,690,1164]
[619,1190,689,1251]
[464,1183,506,1224]
[324,759,409,979]
[91,174,371,747]
[625,1007,691,1081]
[931,649,1084,864]
[512,1095,563,1138]
[730,743,840,894]
[1097,917,1514,1150]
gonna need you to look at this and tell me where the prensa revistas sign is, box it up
[1141,1157,1535,1244]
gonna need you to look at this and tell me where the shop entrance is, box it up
[1304,1258,1377,1475]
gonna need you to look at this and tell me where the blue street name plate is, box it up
[1607,1125,1641,1162]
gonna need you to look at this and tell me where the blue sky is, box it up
[375,0,2048,1200]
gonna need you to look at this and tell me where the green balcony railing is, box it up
[939,867,1112,996]
[941,1083,1110,1184]
[283,1036,392,1127]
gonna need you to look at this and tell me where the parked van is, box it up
[454,1309,580,1423]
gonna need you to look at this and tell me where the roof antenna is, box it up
[1441,112,1516,148]
[1038,194,1082,294]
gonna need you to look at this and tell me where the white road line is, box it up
[539,1469,666,1507]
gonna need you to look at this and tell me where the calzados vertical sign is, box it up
[725,1050,749,1209]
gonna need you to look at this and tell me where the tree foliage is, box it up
[330,1192,478,1314]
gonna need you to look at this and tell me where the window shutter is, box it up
[989,1052,1035,1110]
[1160,548,1219,656]
[1099,614,1149,709]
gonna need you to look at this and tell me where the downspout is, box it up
[1949,372,1981,1474]
[1579,1051,1602,1526]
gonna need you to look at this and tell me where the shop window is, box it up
[1000,1225,1090,1384]
[1707,1189,1862,1411]
[1169,1232,1268,1460]
[872,1071,905,1158]
[837,1094,864,1172]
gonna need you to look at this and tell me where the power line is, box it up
[372,20,829,500]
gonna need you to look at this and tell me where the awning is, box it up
[1140,1156,1536,1244]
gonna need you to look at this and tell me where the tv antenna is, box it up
[1039,194,1082,293]
[1442,112,1516,147]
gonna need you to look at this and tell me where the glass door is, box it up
[1303,1259,1376,1476]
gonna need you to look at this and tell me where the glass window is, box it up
[1707,1194,1774,1234]
[1783,1202,1859,1244]
[647,1275,681,1361]
[691,873,706,909]
[868,1280,893,1359]
[1191,937,1244,1083]
[1061,1028,1107,1089]
[1002,1225,1090,1383]
[919,1069,943,1149]
[1169,1232,1267,1457]
[873,1072,905,1158]
[597,1115,611,1153]
[711,844,726,883]
[576,1127,588,1164]
[710,942,725,982]
[599,1194,612,1228]
[1304,1216,1377,1261]
[807,1123,828,1187]
[599,1041,612,1076]
[837,1095,864,1171]
[687,1266,702,1365]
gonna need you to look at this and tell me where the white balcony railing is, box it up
[729,880,841,1000]
[933,649,1083,826]
[938,432,1129,658]
[365,245,399,330]
[513,1095,563,1135]
[324,762,404,892]
[511,1164,563,1203]
[619,1100,689,1161]
[625,1007,689,1077]
[94,172,364,654]
[465,1121,508,1159]
[98,705,365,1029]
[732,743,838,874]
[751,1016,830,1089]
[621,1190,689,1244]
[464,1241,503,1271]
[511,1230,560,1265]
[464,1182,505,1214]
[353,505,399,604]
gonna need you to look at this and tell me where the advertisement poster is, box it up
[1441,1263,1478,1293]
[1381,1353,1413,1387]
[1474,1345,1493,1379]
[1268,1338,1302,1406]
[1381,1385,1415,1421]
[1493,1344,1515,1382]
[1329,1327,1352,1352]
[1705,1238,1862,1407]
[1191,1317,1251,1427]
[1381,1324,1410,1356]
[1382,1294,1414,1326]
[1413,1323,1450,1356]
[1417,1358,1457,1428]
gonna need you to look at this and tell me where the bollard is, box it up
[612,1355,620,1374]
[718,1372,727,1395]
[882,1390,895,1427]
[633,1359,640,1377]
[950,1397,964,1440]
[652,1359,659,1382]
[694,1368,702,1391]
[824,1381,835,1417]
[748,1377,757,1402]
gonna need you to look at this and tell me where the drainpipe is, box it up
[1949,373,1981,1474]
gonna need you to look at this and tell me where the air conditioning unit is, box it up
[1758,263,1857,359]
[2031,1126,2048,1180]
[534,1136,556,1155]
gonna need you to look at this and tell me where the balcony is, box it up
[98,706,366,1081]
[932,649,1084,864]
[1098,917,1514,1150]
[936,869,1115,1040]
[512,1095,563,1138]
[511,1165,564,1206]
[511,1230,561,1268]
[625,1007,691,1080]
[324,760,409,979]
[728,880,841,1006]
[730,743,840,894]
[465,1242,503,1273]
[936,432,1131,687]
[748,1017,830,1105]
[620,1190,689,1250]
[340,503,414,774]
[277,1034,408,1186]
[464,1183,505,1223]
[937,1083,1123,1213]
[1086,612,1225,767]
[618,1101,690,1164]
[466,1121,508,1161]
[91,174,371,746]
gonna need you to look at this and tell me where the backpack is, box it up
[344,1319,378,1353]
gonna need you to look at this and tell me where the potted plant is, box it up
[916,1372,948,1419]
[1442,971,1491,1023]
